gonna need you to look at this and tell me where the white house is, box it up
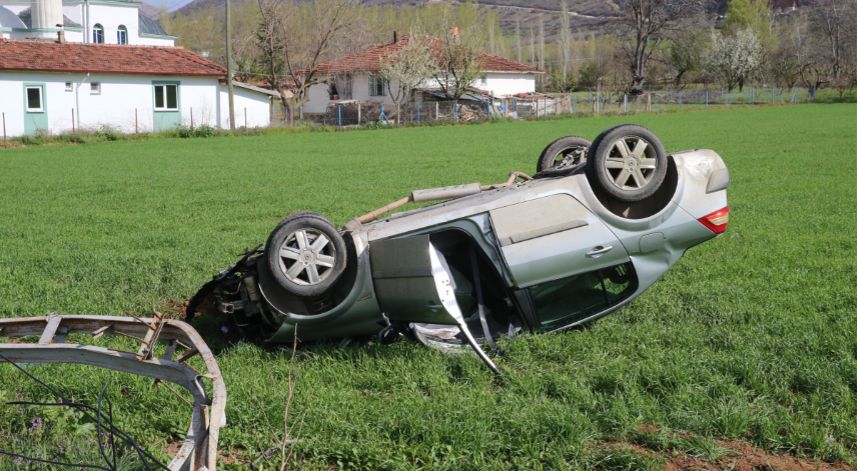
[0,39,277,136]
[303,35,543,115]
[0,0,175,46]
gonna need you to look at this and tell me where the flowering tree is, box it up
[707,28,764,92]
[379,36,438,123]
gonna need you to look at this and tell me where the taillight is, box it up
[698,206,729,234]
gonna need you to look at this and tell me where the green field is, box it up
[1,104,856,470]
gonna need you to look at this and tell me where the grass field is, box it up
[0,104,856,470]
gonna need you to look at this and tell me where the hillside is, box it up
[163,0,660,38]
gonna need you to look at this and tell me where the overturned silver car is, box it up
[187,125,730,372]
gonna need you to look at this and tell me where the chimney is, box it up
[56,24,65,43]
[393,31,398,43]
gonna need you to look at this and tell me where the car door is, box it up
[369,234,501,372]
[488,193,630,288]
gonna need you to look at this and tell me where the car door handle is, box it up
[586,245,614,258]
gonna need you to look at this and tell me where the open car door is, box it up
[370,235,500,373]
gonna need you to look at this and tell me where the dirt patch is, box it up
[160,299,190,320]
[600,426,855,471]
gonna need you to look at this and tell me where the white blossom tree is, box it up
[379,35,438,124]
[707,28,764,92]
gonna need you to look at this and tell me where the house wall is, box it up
[302,71,536,115]
[304,73,398,114]
[477,73,537,96]
[0,72,271,137]
[218,86,272,128]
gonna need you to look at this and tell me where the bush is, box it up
[95,126,120,141]
[173,125,217,138]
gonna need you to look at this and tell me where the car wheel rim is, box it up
[276,228,337,286]
[603,136,658,190]
[552,145,587,169]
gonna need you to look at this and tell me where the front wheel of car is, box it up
[265,212,347,297]
[536,136,591,172]
[586,125,668,202]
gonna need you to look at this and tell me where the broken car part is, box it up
[0,314,226,471]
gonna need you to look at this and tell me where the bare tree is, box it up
[379,35,438,123]
[514,15,523,63]
[256,0,356,125]
[615,0,705,94]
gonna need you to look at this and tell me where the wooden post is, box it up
[135,108,138,134]
[244,107,247,128]
[646,93,652,112]
[2,112,5,141]
[357,102,362,125]
[190,107,194,130]
[71,108,75,133]
[435,101,439,121]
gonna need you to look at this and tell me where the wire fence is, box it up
[303,86,840,128]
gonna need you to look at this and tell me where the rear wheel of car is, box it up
[585,125,667,202]
[536,136,591,172]
[265,212,347,297]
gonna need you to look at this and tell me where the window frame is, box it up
[64,82,73,92]
[368,74,387,97]
[117,25,127,45]
[152,81,180,112]
[525,262,638,333]
[90,82,101,95]
[25,85,44,113]
[92,23,104,44]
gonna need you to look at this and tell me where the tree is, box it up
[665,28,709,88]
[810,0,857,83]
[256,0,356,125]
[432,28,484,113]
[379,35,438,123]
[577,61,608,91]
[723,0,771,44]
[558,0,572,85]
[707,28,763,92]
[614,0,704,94]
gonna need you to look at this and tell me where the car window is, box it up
[528,263,635,332]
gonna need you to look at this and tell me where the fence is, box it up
[305,86,828,128]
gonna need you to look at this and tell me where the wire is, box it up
[0,353,170,471]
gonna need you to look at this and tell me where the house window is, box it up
[92,24,104,44]
[90,82,101,94]
[480,75,487,85]
[154,83,178,111]
[117,25,127,45]
[368,75,386,97]
[25,86,43,112]
[65,82,73,92]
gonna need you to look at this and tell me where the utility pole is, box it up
[225,0,235,130]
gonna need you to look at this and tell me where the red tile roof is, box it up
[0,40,226,77]
[313,36,542,75]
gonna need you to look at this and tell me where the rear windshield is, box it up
[529,263,636,332]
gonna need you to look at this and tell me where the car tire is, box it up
[265,212,347,297]
[585,125,668,202]
[536,136,591,172]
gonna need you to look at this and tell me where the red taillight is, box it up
[698,206,729,234]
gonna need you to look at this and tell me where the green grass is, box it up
[1,104,856,470]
